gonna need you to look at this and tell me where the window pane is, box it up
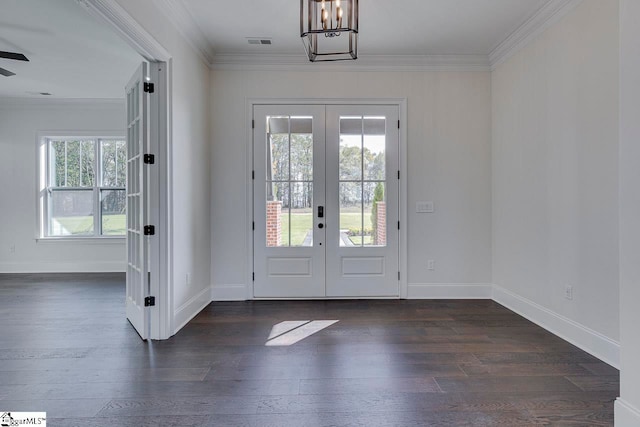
[101,140,117,187]
[339,118,362,180]
[80,141,95,187]
[50,140,95,188]
[116,140,126,186]
[267,117,289,181]
[101,189,126,235]
[65,140,95,187]
[365,182,385,246]
[291,182,313,247]
[49,190,94,236]
[101,139,126,187]
[50,141,65,187]
[339,182,362,247]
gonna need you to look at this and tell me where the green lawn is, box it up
[279,211,373,246]
[54,214,126,236]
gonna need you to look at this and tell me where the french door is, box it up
[253,104,399,298]
[125,62,150,338]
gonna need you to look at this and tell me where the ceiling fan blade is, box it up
[0,67,16,77]
[0,51,29,61]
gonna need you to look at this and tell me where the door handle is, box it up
[318,223,324,229]
[317,206,324,218]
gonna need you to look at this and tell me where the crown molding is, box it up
[77,0,170,61]
[154,0,214,66]
[489,0,584,69]
[0,97,124,109]
[112,0,582,73]
[211,54,490,72]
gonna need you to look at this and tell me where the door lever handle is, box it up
[317,206,324,218]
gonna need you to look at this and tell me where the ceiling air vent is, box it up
[247,38,272,45]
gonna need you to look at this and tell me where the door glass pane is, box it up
[290,119,313,180]
[365,182,385,246]
[267,182,289,247]
[339,182,362,247]
[339,117,362,180]
[101,189,126,235]
[267,116,289,181]
[364,117,386,180]
[338,115,388,247]
[291,182,313,247]
[49,190,94,236]
[266,115,314,248]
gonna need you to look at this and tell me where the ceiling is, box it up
[179,0,550,56]
[1,0,556,99]
[0,0,140,99]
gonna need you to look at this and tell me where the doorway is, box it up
[253,104,400,298]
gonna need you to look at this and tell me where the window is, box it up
[40,137,126,238]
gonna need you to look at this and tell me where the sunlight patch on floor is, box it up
[265,320,339,346]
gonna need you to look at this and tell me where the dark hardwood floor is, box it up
[0,274,618,426]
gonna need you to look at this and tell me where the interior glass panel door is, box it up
[125,62,149,338]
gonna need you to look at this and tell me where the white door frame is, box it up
[247,98,408,299]
[81,0,173,339]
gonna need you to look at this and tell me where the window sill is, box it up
[36,237,126,245]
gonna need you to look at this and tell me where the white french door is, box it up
[253,104,400,298]
[125,62,150,338]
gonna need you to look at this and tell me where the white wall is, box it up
[0,99,126,272]
[492,0,620,360]
[210,70,492,297]
[112,0,212,333]
[616,0,640,424]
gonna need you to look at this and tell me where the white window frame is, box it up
[37,131,126,242]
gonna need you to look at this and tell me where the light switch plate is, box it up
[416,201,434,213]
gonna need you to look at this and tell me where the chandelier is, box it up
[300,0,359,62]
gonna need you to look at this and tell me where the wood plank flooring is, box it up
[0,274,618,426]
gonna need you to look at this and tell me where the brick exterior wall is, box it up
[266,201,282,247]
[375,201,386,246]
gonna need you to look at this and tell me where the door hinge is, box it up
[252,272,255,281]
[252,119,255,129]
[144,82,155,93]
[397,221,400,230]
[398,271,400,280]
[398,119,400,129]
[144,296,155,307]
[144,225,155,235]
[397,170,400,180]
[143,154,155,164]
[252,170,255,180]
[252,221,255,230]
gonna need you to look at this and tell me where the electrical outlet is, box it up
[564,285,573,300]
[427,260,435,270]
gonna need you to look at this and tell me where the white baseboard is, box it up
[615,398,640,427]
[211,283,248,301]
[0,261,126,273]
[492,285,620,368]
[173,285,213,334]
[407,283,493,299]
